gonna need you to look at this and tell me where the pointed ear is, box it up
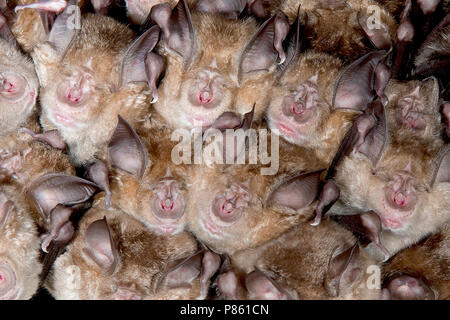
[150,0,195,68]
[27,173,100,219]
[245,269,290,300]
[0,192,13,228]
[162,251,203,289]
[83,216,119,275]
[421,76,440,111]
[332,211,390,258]
[325,242,362,297]
[120,25,161,87]
[357,100,388,167]
[238,12,290,84]
[267,170,323,211]
[430,145,450,188]
[332,50,386,111]
[47,0,80,58]
[278,6,305,77]
[195,0,247,19]
[107,115,148,179]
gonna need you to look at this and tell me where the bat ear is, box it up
[47,0,80,58]
[238,12,290,84]
[107,115,148,179]
[421,76,440,111]
[27,173,100,219]
[0,13,17,45]
[267,170,323,211]
[278,5,305,77]
[161,251,203,290]
[120,25,161,87]
[325,242,362,297]
[0,193,13,229]
[357,101,388,167]
[357,8,392,50]
[245,269,289,300]
[195,0,247,19]
[83,216,119,275]
[430,145,450,188]
[247,0,268,19]
[332,50,387,111]
[150,0,195,68]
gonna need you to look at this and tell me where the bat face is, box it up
[186,164,321,254]
[266,52,342,146]
[0,39,38,136]
[47,207,219,300]
[152,1,289,129]
[385,78,442,145]
[108,116,191,236]
[113,165,190,236]
[32,12,161,164]
[337,150,431,232]
[0,190,42,300]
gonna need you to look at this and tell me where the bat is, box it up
[106,114,192,236]
[330,101,450,262]
[0,189,42,299]
[0,17,39,136]
[185,124,331,255]
[266,49,390,165]
[217,219,381,300]
[29,1,164,166]
[149,0,290,130]
[248,0,396,61]
[381,222,449,300]
[46,200,221,299]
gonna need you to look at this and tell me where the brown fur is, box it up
[385,77,444,152]
[266,50,359,165]
[186,121,327,255]
[109,113,194,235]
[0,37,39,136]
[228,219,381,299]
[382,223,450,299]
[263,0,397,61]
[0,185,42,300]
[45,196,208,299]
[334,141,450,261]
[154,11,278,129]
[32,13,153,165]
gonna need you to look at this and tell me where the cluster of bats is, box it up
[0,0,448,300]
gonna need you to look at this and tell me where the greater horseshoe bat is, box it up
[105,114,193,236]
[380,222,449,300]
[331,101,450,262]
[249,0,397,61]
[216,219,381,300]
[185,126,330,255]
[384,76,445,149]
[30,2,164,165]
[266,49,390,164]
[0,119,100,253]
[0,19,39,136]
[0,189,42,299]
[46,198,221,299]
[149,0,290,130]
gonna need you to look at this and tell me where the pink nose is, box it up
[67,88,82,104]
[292,103,305,115]
[2,80,14,93]
[199,91,212,104]
[394,193,406,207]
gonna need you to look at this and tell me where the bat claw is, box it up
[151,95,158,104]
[311,212,322,226]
